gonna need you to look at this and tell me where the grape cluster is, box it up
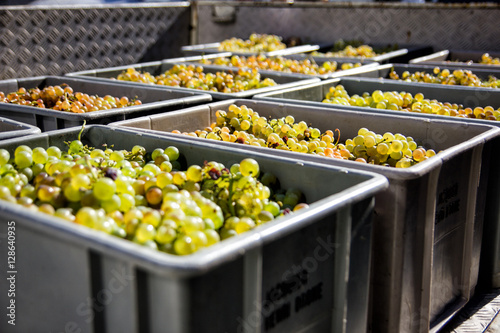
[172,104,435,168]
[480,53,500,65]
[323,85,500,121]
[312,44,379,58]
[389,67,500,88]
[0,140,307,255]
[198,54,361,76]
[115,64,277,93]
[217,33,287,53]
[0,85,141,113]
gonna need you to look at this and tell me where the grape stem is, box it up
[78,120,86,142]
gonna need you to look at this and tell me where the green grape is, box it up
[239,158,259,178]
[151,148,164,161]
[93,177,116,201]
[110,151,125,162]
[160,161,172,172]
[234,217,256,234]
[75,207,98,228]
[155,225,177,244]
[46,146,62,158]
[69,140,83,154]
[188,230,208,248]
[0,149,10,166]
[174,235,196,255]
[165,146,180,161]
[172,172,187,186]
[32,147,48,164]
[118,193,135,212]
[71,173,91,190]
[203,229,220,246]
[186,165,203,182]
[143,210,162,227]
[101,194,121,213]
[14,150,33,169]
[55,208,75,222]
[143,163,161,176]
[15,145,32,156]
[135,223,156,243]
[390,140,403,153]
[63,184,83,202]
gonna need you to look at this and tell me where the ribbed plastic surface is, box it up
[0,3,191,79]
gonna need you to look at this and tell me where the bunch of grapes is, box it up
[115,64,277,93]
[198,54,361,76]
[323,85,500,121]
[217,33,287,53]
[480,53,500,65]
[312,45,381,58]
[0,85,141,113]
[172,104,436,168]
[389,67,500,88]
[0,139,306,255]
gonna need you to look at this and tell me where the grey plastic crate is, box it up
[163,52,380,80]
[109,99,500,333]
[254,78,500,292]
[67,62,320,101]
[348,63,500,85]
[0,116,40,140]
[410,50,500,70]
[0,76,211,132]
[0,125,388,333]
[181,42,320,57]
[297,43,433,64]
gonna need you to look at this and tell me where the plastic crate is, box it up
[163,52,380,80]
[410,50,500,70]
[254,77,500,292]
[297,43,433,64]
[109,99,500,333]
[0,76,211,132]
[0,125,388,333]
[346,63,500,85]
[181,42,320,57]
[67,62,320,101]
[0,116,40,140]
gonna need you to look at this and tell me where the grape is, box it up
[0,149,10,166]
[75,207,98,228]
[203,229,221,246]
[93,178,116,201]
[165,146,180,161]
[69,140,83,154]
[145,186,163,206]
[174,235,196,255]
[136,223,157,243]
[15,150,33,169]
[239,158,260,178]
